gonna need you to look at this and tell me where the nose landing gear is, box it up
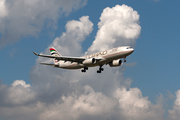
[123,57,126,62]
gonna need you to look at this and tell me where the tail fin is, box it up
[49,47,61,64]
[49,47,61,56]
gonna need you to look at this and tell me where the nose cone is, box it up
[124,46,134,56]
[128,48,134,55]
[127,47,134,52]
[131,48,134,53]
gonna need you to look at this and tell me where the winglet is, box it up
[33,52,39,56]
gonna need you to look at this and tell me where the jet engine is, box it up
[109,59,123,67]
[83,58,96,65]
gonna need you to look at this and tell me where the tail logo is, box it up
[49,48,57,55]
[49,47,61,57]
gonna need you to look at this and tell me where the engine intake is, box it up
[83,58,96,65]
[109,59,123,67]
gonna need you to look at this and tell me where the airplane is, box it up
[33,46,134,73]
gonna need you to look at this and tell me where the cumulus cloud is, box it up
[168,90,180,120]
[0,0,87,48]
[0,0,7,17]
[0,80,35,106]
[38,86,117,120]
[11,80,30,88]
[49,16,93,56]
[0,84,165,120]
[6,80,35,105]
[87,4,141,53]
[115,88,164,120]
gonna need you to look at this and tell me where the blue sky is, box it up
[0,0,180,119]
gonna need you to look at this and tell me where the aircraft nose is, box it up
[130,48,134,53]
[131,48,134,52]
[132,48,134,52]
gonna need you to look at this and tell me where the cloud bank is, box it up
[0,0,87,48]
[0,4,179,120]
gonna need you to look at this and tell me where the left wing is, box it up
[33,52,86,63]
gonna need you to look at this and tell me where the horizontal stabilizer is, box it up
[40,63,59,67]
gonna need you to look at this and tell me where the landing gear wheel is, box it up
[81,66,88,73]
[97,65,103,73]
[84,66,88,70]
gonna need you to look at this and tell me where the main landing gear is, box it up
[81,66,88,73]
[81,66,104,73]
[97,66,104,73]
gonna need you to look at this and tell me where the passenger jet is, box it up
[33,46,134,73]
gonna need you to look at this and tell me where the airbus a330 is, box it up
[33,46,134,73]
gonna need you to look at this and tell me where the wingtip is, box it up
[33,52,39,56]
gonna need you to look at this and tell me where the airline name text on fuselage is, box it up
[84,48,118,59]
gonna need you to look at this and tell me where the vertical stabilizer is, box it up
[49,47,61,56]
[49,47,61,64]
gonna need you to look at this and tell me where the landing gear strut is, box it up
[81,66,88,73]
[123,57,126,62]
[97,66,104,73]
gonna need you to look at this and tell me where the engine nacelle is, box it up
[83,58,96,65]
[109,59,123,67]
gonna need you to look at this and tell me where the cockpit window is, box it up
[126,47,132,49]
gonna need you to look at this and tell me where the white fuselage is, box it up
[57,46,134,69]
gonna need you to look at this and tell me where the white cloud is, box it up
[0,0,7,17]
[168,90,180,120]
[38,85,117,120]
[87,4,141,54]
[0,0,87,48]
[115,87,150,112]
[72,86,116,115]
[0,84,164,120]
[115,87,164,120]
[49,16,93,56]
[0,80,35,106]
[11,80,30,88]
